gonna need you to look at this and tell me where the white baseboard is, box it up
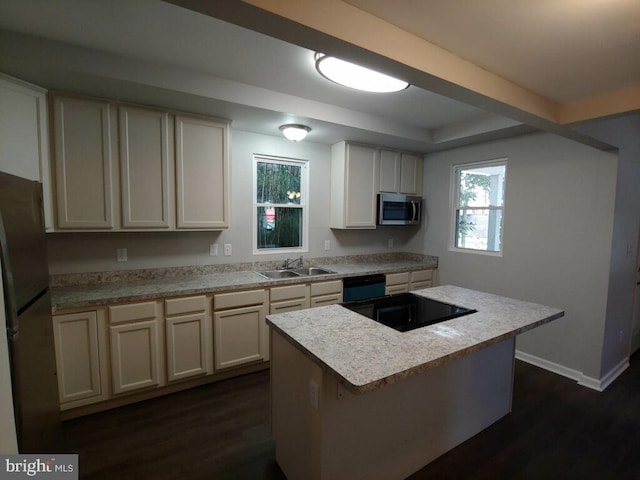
[515,350,629,392]
[578,358,629,392]
[515,350,582,382]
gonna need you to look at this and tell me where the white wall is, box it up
[574,114,640,377]
[47,130,422,274]
[411,132,617,381]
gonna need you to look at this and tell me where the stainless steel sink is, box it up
[256,267,336,280]
[292,267,336,276]
[256,269,302,280]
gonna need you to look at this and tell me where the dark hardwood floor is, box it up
[63,354,640,480]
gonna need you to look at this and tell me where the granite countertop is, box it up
[50,259,436,312]
[266,285,564,395]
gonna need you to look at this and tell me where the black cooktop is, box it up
[341,292,477,332]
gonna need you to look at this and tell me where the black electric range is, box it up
[341,292,477,332]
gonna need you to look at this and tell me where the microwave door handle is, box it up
[411,201,417,222]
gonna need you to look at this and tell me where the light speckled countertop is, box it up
[50,260,436,312]
[266,285,564,394]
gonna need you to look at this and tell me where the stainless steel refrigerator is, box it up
[0,171,61,453]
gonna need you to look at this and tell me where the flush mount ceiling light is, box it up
[279,124,311,141]
[314,53,409,93]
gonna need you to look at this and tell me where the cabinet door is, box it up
[213,304,267,370]
[119,106,170,229]
[166,313,210,382]
[0,75,53,231]
[52,311,105,405]
[345,144,379,228]
[399,153,423,195]
[379,149,400,193]
[110,320,160,394]
[175,115,230,230]
[52,96,114,229]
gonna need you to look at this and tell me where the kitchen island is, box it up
[266,285,564,480]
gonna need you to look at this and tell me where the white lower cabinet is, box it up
[410,269,434,290]
[385,272,410,295]
[52,310,109,410]
[213,289,268,370]
[108,301,164,395]
[269,284,310,314]
[386,269,435,294]
[165,295,212,382]
[310,280,343,307]
[51,269,433,414]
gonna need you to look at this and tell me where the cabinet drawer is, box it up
[109,301,158,324]
[214,289,267,310]
[386,284,409,295]
[386,272,410,286]
[165,295,207,316]
[310,280,342,297]
[410,269,433,283]
[310,294,343,308]
[270,284,310,302]
[270,299,309,315]
[411,280,432,290]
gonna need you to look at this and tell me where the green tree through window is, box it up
[254,156,308,252]
[453,160,506,253]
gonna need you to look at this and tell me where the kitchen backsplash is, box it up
[49,253,437,287]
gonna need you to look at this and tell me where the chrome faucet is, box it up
[281,256,304,269]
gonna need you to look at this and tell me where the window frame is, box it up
[450,158,507,256]
[252,154,309,255]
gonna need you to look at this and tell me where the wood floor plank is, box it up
[62,355,640,479]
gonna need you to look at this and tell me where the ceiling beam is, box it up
[164,0,615,150]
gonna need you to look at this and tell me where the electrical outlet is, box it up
[223,244,232,256]
[388,238,394,248]
[209,244,219,256]
[309,380,319,409]
[116,248,127,262]
[324,239,331,251]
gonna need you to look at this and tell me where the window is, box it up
[452,159,506,254]
[253,155,308,254]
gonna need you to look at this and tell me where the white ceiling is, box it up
[3,0,635,151]
[345,0,640,103]
[0,0,532,152]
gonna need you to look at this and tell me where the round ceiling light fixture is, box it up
[279,124,311,141]
[314,53,409,93]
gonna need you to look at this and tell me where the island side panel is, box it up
[271,327,515,480]
[319,338,515,480]
[271,330,323,480]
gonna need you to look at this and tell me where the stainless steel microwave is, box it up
[377,193,422,226]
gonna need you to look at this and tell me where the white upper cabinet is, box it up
[119,105,171,229]
[52,96,115,229]
[379,149,423,195]
[331,141,379,229]
[378,149,401,193]
[399,152,423,195]
[175,115,230,230]
[49,94,230,231]
[0,74,53,231]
